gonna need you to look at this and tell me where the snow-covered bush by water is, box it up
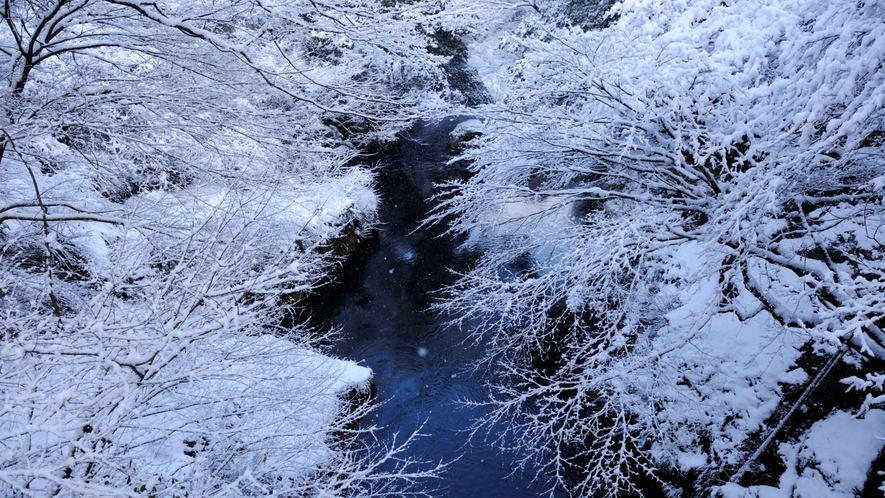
[437,0,885,495]
[0,0,455,495]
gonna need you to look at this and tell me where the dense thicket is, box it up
[0,0,459,495]
[437,0,885,495]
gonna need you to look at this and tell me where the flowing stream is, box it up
[320,118,562,496]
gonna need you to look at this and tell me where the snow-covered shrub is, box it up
[0,0,454,495]
[437,0,885,495]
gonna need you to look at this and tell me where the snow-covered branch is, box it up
[437,0,885,494]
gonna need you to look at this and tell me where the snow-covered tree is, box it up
[437,0,885,495]
[0,0,456,495]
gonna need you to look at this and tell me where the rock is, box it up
[447,119,483,154]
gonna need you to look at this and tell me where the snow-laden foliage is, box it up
[436,0,885,495]
[0,0,456,495]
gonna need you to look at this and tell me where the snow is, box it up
[449,118,483,139]
[717,409,885,498]
[462,6,533,100]
[287,167,379,233]
[0,242,378,493]
[648,265,808,467]
[136,334,374,481]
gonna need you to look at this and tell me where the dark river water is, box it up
[321,118,562,497]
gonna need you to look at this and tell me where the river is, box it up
[319,117,564,496]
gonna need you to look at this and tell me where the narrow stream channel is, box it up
[321,118,563,496]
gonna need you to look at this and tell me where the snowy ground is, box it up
[0,150,381,494]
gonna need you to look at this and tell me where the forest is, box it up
[1,0,884,496]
